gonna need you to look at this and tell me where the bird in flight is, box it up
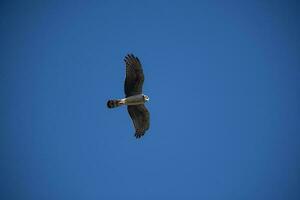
[107,54,150,138]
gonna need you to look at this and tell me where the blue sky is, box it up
[1,0,300,199]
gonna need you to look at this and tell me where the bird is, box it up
[107,54,150,138]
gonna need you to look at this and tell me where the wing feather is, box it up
[124,54,144,97]
[127,105,150,138]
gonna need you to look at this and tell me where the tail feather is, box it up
[107,99,123,108]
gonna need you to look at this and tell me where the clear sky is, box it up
[1,0,300,199]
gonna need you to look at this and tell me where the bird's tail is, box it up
[107,99,124,108]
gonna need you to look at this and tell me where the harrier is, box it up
[107,54,150,138]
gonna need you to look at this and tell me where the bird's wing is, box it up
[124,54,144,97]
[127,104,150,138]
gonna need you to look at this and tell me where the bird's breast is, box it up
[124,94,144,105]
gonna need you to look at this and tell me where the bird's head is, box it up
[143,94,150,102]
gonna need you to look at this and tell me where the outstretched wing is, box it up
[124,54,144,97]
[127,105,150,138]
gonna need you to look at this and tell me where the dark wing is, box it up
[127,105,150,138]
[124,54,144,97]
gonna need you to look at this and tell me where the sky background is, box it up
[1,0,300,199]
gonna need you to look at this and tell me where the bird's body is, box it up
[107,54,150,138]
[107,94,149,108]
